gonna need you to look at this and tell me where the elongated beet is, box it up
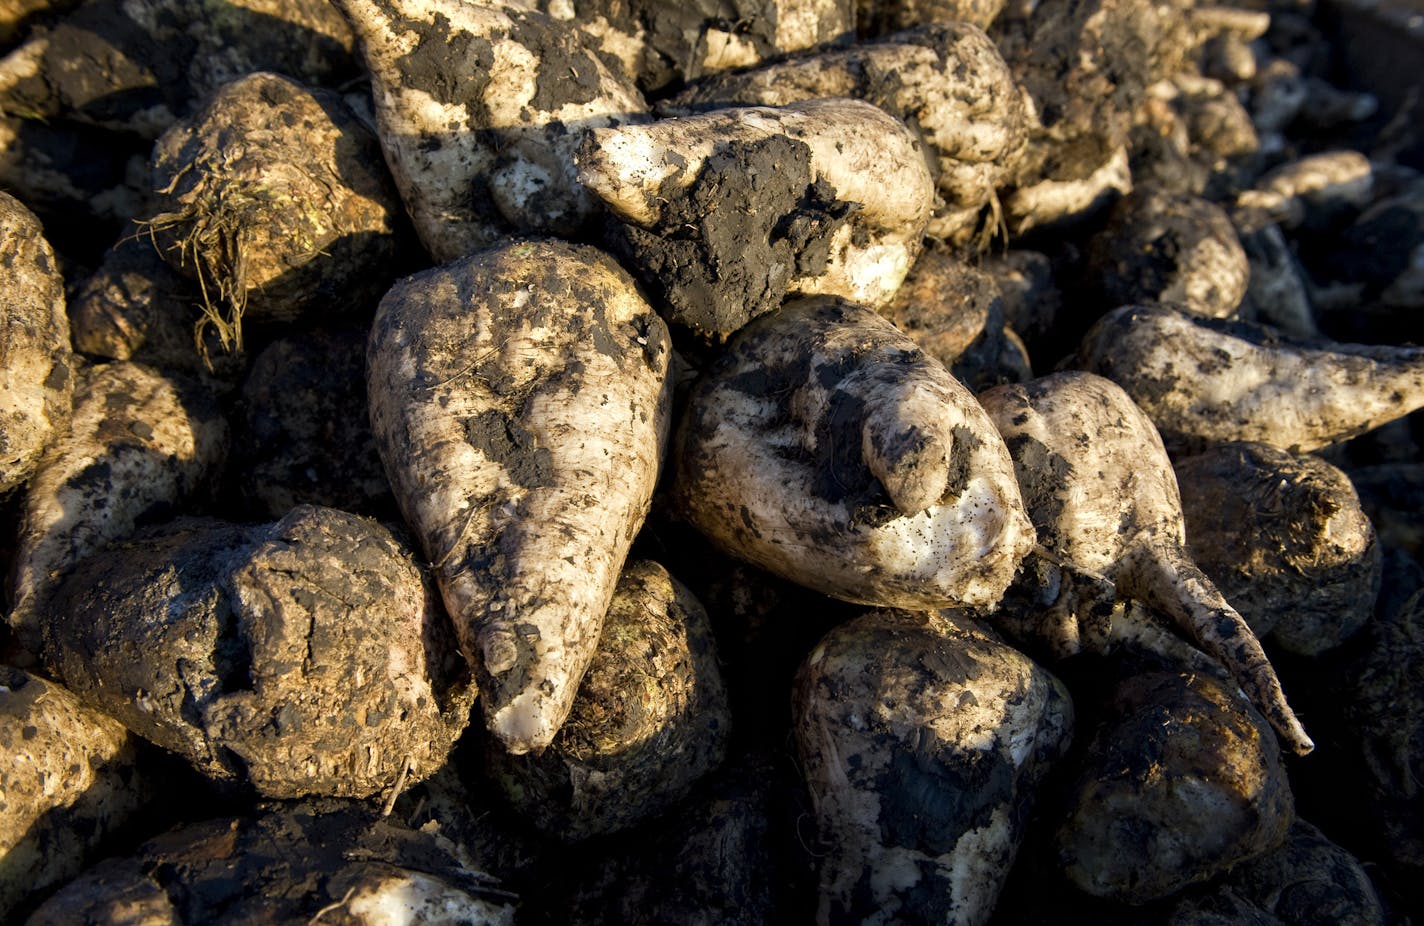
[979,371,1313,754]
[1074,302,1424,455]
[579,98,933,339]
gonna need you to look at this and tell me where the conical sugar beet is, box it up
[367,239,673,754]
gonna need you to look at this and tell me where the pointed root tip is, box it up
[1278,714,1315,756]
[484,687,561,756]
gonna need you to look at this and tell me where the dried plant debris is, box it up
[1074,302,1424,456]
[580,98,933,340]
[1054,668,1295,905]
[367,239,672,755]
[794,609,1073,926]
[146,71,409,357]
[334,0,649,262]
[7,361,229,652]
[25,800,517,925]
[1174,441,1380,656]
[0,0,355,140]
[1087,184,1249,318]
[0,667,151,922]
[672,296,1035,611]
[43,507,474,799]
[979,372,1312,754]
[664,22,1028,249]
[0,190,71,496]
[484,560,730,842]
[232,326,394,520]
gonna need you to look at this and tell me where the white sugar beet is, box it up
[367,239,672,754]
[1074,302,1424,455]
[979,371,1313,754]
[577,98,933,338]
[672,296,1034,610]
[335,0,648,262]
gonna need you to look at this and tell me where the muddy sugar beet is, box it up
[367,238,672,755]
[42,506,475,800]
[672,296,1034,611]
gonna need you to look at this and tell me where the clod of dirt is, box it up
[795,609,1073,926]
[43,506,474,800]
[147,71,409,356]
[1054,669,1295,904]
[0,190,71,496]
[0,667,151,922]
[484,560,729,842]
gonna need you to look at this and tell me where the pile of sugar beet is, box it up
[2,0,1423,920]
